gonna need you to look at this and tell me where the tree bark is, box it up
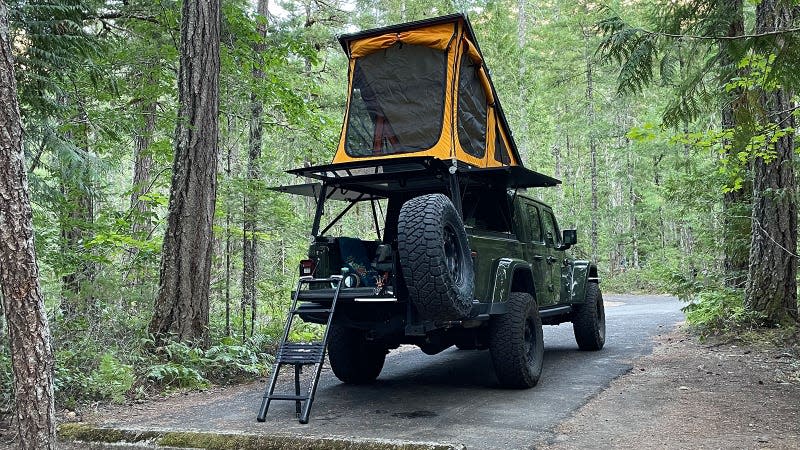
[0,3,56,447]
[242,0,268,341]
[150,0,220,346]
[744,0,798,325]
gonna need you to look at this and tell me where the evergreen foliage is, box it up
[0,0,797,417]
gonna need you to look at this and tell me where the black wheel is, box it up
[489,292,544,388]
[327,322,386,384]
[572,282,605,351]
[397,194,475,321]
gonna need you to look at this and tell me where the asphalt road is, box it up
[100,294,684,449]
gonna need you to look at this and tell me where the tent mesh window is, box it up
[457,51,488,159]
[344,43,447,157]
[494,124,511,164]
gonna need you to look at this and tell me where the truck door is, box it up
[519,202,555,306]
[541,209,564,305]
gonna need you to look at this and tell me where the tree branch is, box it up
[92,12,159,24]
[638,27,800,41]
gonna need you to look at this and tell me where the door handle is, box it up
[532,255,543,261]
[546,256,557,264]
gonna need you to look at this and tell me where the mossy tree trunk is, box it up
[744,0,798,325]
[0,3,56,447]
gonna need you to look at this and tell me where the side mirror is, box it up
[561,229,577,249]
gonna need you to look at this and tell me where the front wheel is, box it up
[571,282,605,351]
[327,322,386,384]
[489,292,544,388]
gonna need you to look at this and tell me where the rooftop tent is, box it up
[333,14,522,169]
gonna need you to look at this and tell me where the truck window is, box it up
[526,204,543,242]
[463,188,512,233]
[541,210,561,247]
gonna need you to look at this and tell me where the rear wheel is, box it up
[489,292,544,388]
[327,322,386,384]
[397,194,475,321]
[572,282,605,351]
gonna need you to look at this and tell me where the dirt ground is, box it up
[3,325,800,449]
[539,328,800,450]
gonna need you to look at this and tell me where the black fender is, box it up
[565,260,600,304]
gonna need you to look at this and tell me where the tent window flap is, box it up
[344,43,447,157]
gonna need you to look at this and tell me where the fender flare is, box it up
[567,260,600,304]
[489,257,537,304]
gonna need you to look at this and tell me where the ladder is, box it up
[257,275,343,424]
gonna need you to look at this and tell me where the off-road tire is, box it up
[397,194,475,321]
[572,282,605,351]
[489,292,544,388]
[327,322,386,384]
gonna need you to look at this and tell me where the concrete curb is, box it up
[58,423,467,450]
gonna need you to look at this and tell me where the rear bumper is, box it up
[294,287,398,303]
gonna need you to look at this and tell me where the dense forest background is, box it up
[1,0,798,427]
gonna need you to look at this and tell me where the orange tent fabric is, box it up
[333,15,520,169]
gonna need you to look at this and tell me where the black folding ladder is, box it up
[256,274,342,424]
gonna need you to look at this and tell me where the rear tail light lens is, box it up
[300,259,315,277]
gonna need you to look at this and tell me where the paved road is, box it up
[101,294,684,449]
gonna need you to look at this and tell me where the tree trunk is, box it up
[243,0,268,341]
[515,0,529,162]
[627,145,640,270]
[652,153,666,251]
[150,0,220,346]
[0,4,56,447]
[225,115,232,338]
[744,0,798,325]
[719,0,750,288]
[585,47,599,263]
[131,97,157,238]
[58,100,95,319]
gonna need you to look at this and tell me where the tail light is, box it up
[299,259,316,277]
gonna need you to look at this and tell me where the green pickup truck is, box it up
[268,14,604,396]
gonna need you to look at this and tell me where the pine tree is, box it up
[150,0,221,346]
[0,2,56,447]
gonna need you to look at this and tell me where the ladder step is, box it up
[276,342,326,364]
[268,394,309,401]
[292,308,332,314]
[299,276,342,284]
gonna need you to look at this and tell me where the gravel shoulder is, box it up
[538,328,800,450]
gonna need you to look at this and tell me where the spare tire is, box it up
[397,194,474,321]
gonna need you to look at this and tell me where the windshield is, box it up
[344,43,447,157]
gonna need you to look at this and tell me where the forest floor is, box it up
[538,328,800,450]
[2,303,800,449]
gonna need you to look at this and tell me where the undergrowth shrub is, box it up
[683,288,764,333]
[141,335,273,392]
[91,353,135,404]
[0,349,12,415]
